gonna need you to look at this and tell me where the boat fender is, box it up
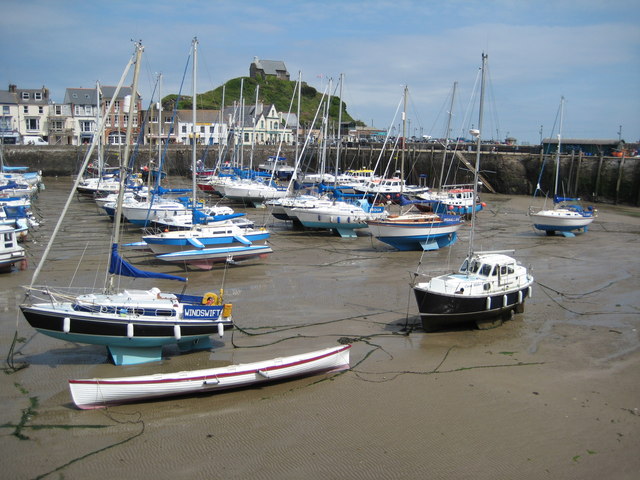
[222,303,233,318]
[127,323,134,338]
[528,286,533,299]
[202,292,218,305]
[518,291,523,304]
[218,322,224,338]
[63,317,70,333]
[174,324,181,340]
[503,295,508,307]
[485,297,491,310]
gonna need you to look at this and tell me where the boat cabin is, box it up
[458,253,524,291]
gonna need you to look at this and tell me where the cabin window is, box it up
[72,304,100,313]
[500,266,508,275]
[155,309,175,317]
[479,264,492,276]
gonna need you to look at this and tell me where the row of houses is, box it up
[0,83,297,147]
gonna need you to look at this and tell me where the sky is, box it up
[2,0,639,145]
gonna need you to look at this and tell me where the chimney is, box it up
[9,84,16,93]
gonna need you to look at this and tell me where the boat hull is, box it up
[531,211,594,232]
[68,344,351,409]
[366,219,461,251]
[20,306,232,346]
[413,283,533,331]
[156,244,273,269]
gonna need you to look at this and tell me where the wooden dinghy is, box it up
[69,344,351,409]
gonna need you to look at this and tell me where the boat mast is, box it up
[249,84,259,170]
[334,73,344,182]
[468,53,487,259]
[553,96,565,199]
[438,81,457,191]
[30,47,135,289]
[158,72,162,169]
[401,84,408,196]
[216,85,225,173]
[109,41,143,293]
[96,81,102,176]
[191,37,198,209]
[320,78,331,181]
[295,71,301,169]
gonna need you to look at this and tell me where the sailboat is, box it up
[140,38,272,269]
[289,75,387,238]
[20,42,234,366]
[366,86,462,251]
[529,97,597,237]
[412,54,534,331]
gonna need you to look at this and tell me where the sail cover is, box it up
[109,244,186,282]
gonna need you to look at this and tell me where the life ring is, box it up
[202,292,219,305]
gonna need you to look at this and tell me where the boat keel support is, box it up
[108,345,164,365]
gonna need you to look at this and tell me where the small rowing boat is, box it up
[69,344,351,409]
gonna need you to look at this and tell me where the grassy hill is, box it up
[162,76,363,127]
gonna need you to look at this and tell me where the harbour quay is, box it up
[3,143,639,205]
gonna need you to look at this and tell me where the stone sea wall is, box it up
[4,144,639,205]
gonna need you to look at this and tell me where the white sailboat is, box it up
[366,85,462,251]
[529,97,597,237]
[20,42,234,366]
[412,53,534,332]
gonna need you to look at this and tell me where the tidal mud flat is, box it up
[1,178,639,479]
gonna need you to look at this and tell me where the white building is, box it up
[175,110,228,145]
[226,103,293,146]
[0,84,50,143]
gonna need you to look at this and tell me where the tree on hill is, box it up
[162,76,364,127]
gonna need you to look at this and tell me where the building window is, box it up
[74,105,83,115]
[50,120,64,131]
[181,125,187,133]
[2,106,8,114]
[54,105,62,115]
[35,92,42,101]
[80,120,94,133]
[200,126,205,133]
[25,118,39,131]
[39,106,44,114]
[108,131,126,144]
[23,106,29,114]
[21,92,30,100]
[84,105,93,115]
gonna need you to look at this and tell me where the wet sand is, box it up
[1,178,639,479]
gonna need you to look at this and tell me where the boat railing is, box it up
[24,285,105,303]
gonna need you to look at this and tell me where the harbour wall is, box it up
[3,144,639,205]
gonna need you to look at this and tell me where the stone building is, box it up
[249,57,290,81]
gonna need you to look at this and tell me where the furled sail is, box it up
[109,244,186,282]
